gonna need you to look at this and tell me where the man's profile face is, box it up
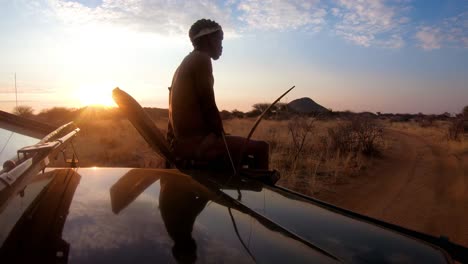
[209,30,223,60]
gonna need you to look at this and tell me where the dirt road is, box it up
[318,129,468,247]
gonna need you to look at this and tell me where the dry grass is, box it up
[388,120,468,157]
[388,120,447,140]
[224,118,371,195]
[49,111,467,197]
[50,117,168,168]
[49,115,371,195]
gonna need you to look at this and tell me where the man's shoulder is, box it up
[184,51,211,66]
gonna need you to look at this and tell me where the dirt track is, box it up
[319,129,468,247]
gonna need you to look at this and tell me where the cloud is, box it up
[378,34,404,49]
[44,0,236,36]
[28,0,467,51]
[415,12,468,50]
[415,27,441,50]
[331,0,410,48]
[236,0,326,32]
[36,0,328,37]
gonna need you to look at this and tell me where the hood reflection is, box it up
[160,172,211,263]
[110,169,259,263]
[109,169,340,263]
[1,169,81,263]
[110,169,162,214]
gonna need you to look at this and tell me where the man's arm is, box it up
[193,54,224,136]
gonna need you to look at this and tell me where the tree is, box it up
[13,105,34,118]
[251,102,288,119]
[442,112,451,118]
[231,109,244,118]
[252,103,270,113]
[463,105,468,120]
[219,110,232,120]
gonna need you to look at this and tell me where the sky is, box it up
[0,0,467,114]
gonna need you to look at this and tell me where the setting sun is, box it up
[75,85,116,107]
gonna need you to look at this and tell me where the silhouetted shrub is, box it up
[252,103,269,113]
[220,110,233,120]
[327,123,356,154]
[36,107,79,125]
[287,117,315,163]
[245,109,261,118]
[250,102,289,119]
[231,109,244,118]
[352,117,384,155]
[419,116,435,127]
[13,105,34,118]
[448,119,464,141]
[328,117,383,156]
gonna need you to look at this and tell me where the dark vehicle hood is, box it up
[0,167,451,263]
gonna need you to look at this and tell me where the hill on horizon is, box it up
[287,97,329,114]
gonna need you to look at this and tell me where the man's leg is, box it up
[195,134,269,169]
[223,136,269,170]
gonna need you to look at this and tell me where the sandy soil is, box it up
[316,129,468,247]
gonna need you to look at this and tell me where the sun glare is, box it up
[75,85,116,107]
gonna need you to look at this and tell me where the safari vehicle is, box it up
[0,90,467,263]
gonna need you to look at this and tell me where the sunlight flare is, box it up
[75,84,116,107]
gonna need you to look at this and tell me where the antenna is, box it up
[15,72,18,107]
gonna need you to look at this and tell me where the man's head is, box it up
[189,19,223,60]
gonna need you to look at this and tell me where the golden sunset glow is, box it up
[75,85,116,107]
[0,0,466,115]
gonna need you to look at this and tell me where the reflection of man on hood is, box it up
[159,173,213,263]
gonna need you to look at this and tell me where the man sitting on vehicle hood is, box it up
[167,18,269,169]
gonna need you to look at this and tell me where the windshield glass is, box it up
[0,128,38,165]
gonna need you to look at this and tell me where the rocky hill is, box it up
[287,97,328,114]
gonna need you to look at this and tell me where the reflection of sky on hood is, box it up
[223,186,449,263]
[0,177,52,245]
[0,166,452,263]
[64,199,172,259]
[62,171,253,263]
[62,168,337,263]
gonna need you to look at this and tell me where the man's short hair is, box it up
[189,19,222,47]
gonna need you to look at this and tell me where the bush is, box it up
[447,106,468,140]
[327,117,383,156]
[36,107,78,125]
[220,110,233,120]
[448,119,464,141]
[327,123,356,154]
[13,105,34,118]
[231,109,244,118]
[351,117,384,155]
[245,109,261,118]
[419,116,435,127]
[287,117,315,163]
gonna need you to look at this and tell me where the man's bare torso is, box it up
[169,50,223,145]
